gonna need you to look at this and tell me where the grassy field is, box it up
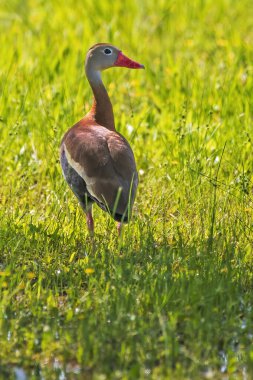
[1,0,253,378]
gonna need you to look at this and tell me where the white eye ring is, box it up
[104,48,112,55]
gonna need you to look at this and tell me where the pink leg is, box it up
[86,210,94,235]
[117,222,122,236]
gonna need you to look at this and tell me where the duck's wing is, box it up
[61,125,138,221]
[60,146,94,212]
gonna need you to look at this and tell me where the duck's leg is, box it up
[117,222,122,236]
[86,209,94,236]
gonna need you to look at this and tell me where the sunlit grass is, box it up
[0,0,253,378]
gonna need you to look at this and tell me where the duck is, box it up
[60,43,144,235]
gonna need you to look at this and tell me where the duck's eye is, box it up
[104,48,112,55]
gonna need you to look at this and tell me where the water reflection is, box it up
[14,367,27,380]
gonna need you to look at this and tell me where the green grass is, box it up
[1,0,253,378]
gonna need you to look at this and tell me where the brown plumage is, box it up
[60,43,144,235]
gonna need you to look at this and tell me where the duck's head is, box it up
[85,43,145,72]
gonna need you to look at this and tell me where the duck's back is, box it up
[61,122,138,220]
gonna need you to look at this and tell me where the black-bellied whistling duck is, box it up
[60,43,144,235]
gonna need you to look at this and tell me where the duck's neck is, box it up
[86,68,115,131]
